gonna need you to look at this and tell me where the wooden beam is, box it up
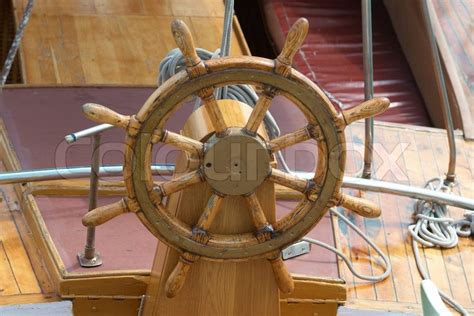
[29,179,304,200]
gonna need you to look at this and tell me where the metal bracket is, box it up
[281,240,311,260]
[77,251,103,268]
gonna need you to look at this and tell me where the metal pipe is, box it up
[342,176,473,210]
[78,134,102,267]
[296,172,474,211]
[420,0,456,184]
[1,164,472,210]
[0,164,174,184]
[361,0,374,179]
[65,123,113,143]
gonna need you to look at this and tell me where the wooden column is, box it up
[143,100,280,315]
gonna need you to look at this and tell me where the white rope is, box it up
[0,0,35,86]
[304,208,391,282]
[409,178,471,315]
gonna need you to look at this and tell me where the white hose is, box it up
[304,208,391,282]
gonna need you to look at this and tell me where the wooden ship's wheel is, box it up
[81,18,389,301]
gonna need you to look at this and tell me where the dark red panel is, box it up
[262,0,432,126]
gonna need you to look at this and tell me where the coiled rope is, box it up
[409,178,472,315]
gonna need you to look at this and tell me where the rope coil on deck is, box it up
[409,178,472,315]
[409,178,473,248]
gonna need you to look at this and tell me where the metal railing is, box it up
[420,0,457,184]
[361,0,457,184]
[361,0,374,179]
[77,134,102,267]
[1,163,472,210]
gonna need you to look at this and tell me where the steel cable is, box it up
[0,0,35,86]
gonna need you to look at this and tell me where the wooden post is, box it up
[143,100,280,315]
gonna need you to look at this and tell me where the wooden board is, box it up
[12,0,250,85]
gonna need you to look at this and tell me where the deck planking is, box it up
[0,162,56,304]
[340,122,474,314]
[12,0,249,85]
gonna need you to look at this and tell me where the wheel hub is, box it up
[202,128,271,196]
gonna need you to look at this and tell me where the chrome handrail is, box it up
[421,0,457,184]
[1,166,472,210]
[361,0,374,179]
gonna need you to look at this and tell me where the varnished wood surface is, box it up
[338,122,473,314]
[12,0,250,85]
[430,0,474,139]
[0,162,56,304]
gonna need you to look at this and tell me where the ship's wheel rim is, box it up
[125,57,345,260]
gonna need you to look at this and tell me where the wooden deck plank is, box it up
[14,0,227,17]
[14,0,249,85]
[397,129,426,304]
[363,126,398,302]
[412,131,453,298]
[0,191,41,295]
[335,123,360,300]
[0,242,20,296]
[0,160,55,296]
[457,138,474,303]
[371,127,416,303]
[343,123,377,301]
[0,293,59,305]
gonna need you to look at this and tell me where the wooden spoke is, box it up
[244,89,274,134]
[165,252,198,298]
[268,126,313,153]
[339,193,381,218]
[244,193,273,242]
[82,198,129,227]
[198,89,228,135]
[152,129,204,156]
[269,168,309,193]
[171,20,227,135]
[275,18,309,76]
[159,170,203,196]
[268,253,295,294]
[342,97,390,126]
[171,19,201,68]
[82,103,130,129]
[244,193,269,229]
[195,194,224,231]
[191,194,224,244]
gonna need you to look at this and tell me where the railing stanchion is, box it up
[77,133,103,267]
[361,0,374,179]
[421,0,457,185]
